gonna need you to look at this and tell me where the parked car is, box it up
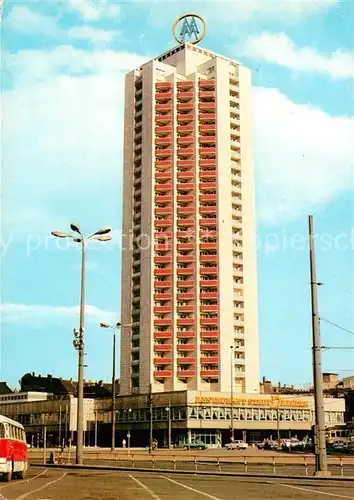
[282,438,304,451]
[332,441,347,451]
[225,440,248,450]
[184,440,208,450]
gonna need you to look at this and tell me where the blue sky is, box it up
[1,0,353,389]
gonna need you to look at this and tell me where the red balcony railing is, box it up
[177,331,195,338]
[199,124,216,133]
[155,281,172,288]
[177,159,194,167]
[200,370,219,377]
[177,218,194,226]
[177,81,194,89]
[199,91,216,99]
[177,194,195,202]
[155,231,173,238]
[155,207,172,215]
[156,103,172,112]
[199,136,216,145]
[154,306,172,313]
[198,113,215,122]
[199,205,216,214]
[154,318,172,326]
[155,268,172,276]
[178,103,194,112]
[178,136,194,145]
[201,343,219,351]
[199,194,216,202]
[200,243,217,250]
[178,243,195,251]
[155,183,172,191]
[154,370,172,378]
[177,344,195,352]
[177,206,194,214]
[155,244,172,251]
[178,182,195,190]
[178,125,194,134]
[156,126,172,135]
[200,305,218,313]
[200,267,218,275]
[156,82,172,90]
[199,171,216,180]
[155,149,172,158]
[177,370,196,377]
[199,158,216,166]
[200,318,218,326]
[155,256,172,264]
[199,148,216,156]
[200,292,218,300]
[200,255,217,263]
[177,357,195,364]
[155,115,172,124]
[200,279,218,287]
[155,195,172,203]
[154,293,172,300]
[177,292,195,300]
[199,102,216,111]
[156,137,172,146]
[201,356,219,364]
[200,182,217,190]
[177,268,195,275]
[177,255,195,263]
[177,91,194,100]
[155,219,172,227]
[200,331,219,338]
[177,318,195,326]
[178,305,195,313]
[156,92,172,101]
[154,330,172,338]
[154,344,172,352]
[177,279,194,287]
[198,80,215,88]
[177,172,194,180]
[155,160,172,169]
[177,114,194,122]
[200,218,217,227]
[177,148,194,157]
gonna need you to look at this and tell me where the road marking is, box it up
[0,468,49,490]
[128,475,162,500]
[15,472,67,500]
[161,476,222,500]
[279,483,354,499]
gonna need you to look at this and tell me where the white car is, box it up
[225,440,248,450]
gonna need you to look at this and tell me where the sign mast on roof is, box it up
[173,14,206,45]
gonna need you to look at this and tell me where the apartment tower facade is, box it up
[120,42,259,396]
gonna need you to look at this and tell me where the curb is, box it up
[30,463,354,481]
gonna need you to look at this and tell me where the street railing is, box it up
[29,449,354,477]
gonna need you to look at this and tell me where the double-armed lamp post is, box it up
[51,223,112,465]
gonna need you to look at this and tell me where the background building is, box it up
[121,41,259,396]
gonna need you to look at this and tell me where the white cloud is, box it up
[253,87,354,223]
[0,303,117,325]
[68,0,120,21]
[244,32,354,80]
[3,5,61,36]
[68,25,119,43]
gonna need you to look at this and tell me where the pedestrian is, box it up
[122,438,126,448]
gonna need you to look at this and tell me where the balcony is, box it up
[156,114,172,124]
[177,292,195,300]
[199,205,216,214]
[177,195,194,202]
[200,229,217,239]
[200,330,219,338]
[155,256,172,264]
[177,255,195,263]
[177,230,193,239]
[156,92,172,102]
[177,171,194,181]
[155,219,172,227]
[198,80,215,89]
[201,318,218,326]
[177,91,194,100]
[156,125,172,135]
[178,243,195,251]
[154,292,172,300]
[200,266,218,275]
[198,113,215,123]
[155,244,172,251]
[199,148,216,156]
[200,182,217,191]
[177,331,195,338]
[177,357,195,364]
[154,330,172,338]
[177,148,194,157]
[154,318,172,326]
[177,113,194,123]
[155,183,172,192]
[199,136,216,145]
[155,160,172,169]
[155,230,172,238]
[200,254,217,263]
[155,149,172,159]
[200,218,217,227]
[201,343,219,351]
[199,194,216,203]
[199,124,216,133]
[177,218,194,226]
[178,103,194,112]
[201,370,219,377]
[154,306,172,313]
[156,82,172,90]
[156,137,172,146]
[177,159,194,167]
[178,183,194,191]
[177,318,195,326]
[177,279,194,287]
[155,281,172,288]
[177,206,194,214]
[177,81,194,89]
[199,171,216,180]
[154,357,172,365]
[177,267,195,275]
[155,195,172,203]
[178,125,194,134]
[200,292,218,300]
[199,158,216,167]
[178,136,194,145]
[177,344,195,352]
[156,103,172,112]
[154,344,172,352]
[178,305,195,313]
[199,102,216,112]
[200,305,218,313]
[201,356,219,364]
[154,268,172,276]
[177,370,196,377]
[154,370,172,378]
[155,207,172,215]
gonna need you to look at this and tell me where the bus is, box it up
[0,415,28,481]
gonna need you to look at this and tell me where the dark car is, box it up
[183,440,208,450]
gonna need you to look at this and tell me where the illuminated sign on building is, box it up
[194,396,309,408]
[173,14,206,45]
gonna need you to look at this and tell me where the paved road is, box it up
[1,467,354,500]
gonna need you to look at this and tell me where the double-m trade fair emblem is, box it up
[173,14,206,45]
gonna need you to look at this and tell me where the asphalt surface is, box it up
[1,467,354,500]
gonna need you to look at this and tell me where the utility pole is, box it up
[148,383,153,453]
[230,345,234,442]
[111,332,116,451]
[309,215,328,476]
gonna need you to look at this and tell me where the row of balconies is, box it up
[153,370,219,378]
[154,318,220,327]
[154,356,219,364]
[155,136,217,146]
[154,291,218,300]
[156,80,215,90]
[155,194,216,203]
[154,305,218,313]
[154,242,216,252]
[154,343,220,353]
[155,279,218,288]
[154,330,219,339]
[155,114,216,124]
[154,267,218,276]
[155,124,216,136]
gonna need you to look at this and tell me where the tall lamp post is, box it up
[51,223,112,465]
[99,321,125,451]
[230,345,234,442]
[165,404,171,449]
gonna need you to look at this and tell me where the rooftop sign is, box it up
[173,14,206,45]
[194,395,309,408]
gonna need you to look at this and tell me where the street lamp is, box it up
[99,321,122,451]
[165,404,171,449]
[51,223,112,465]
[230,345,234,442]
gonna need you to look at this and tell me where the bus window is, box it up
[0,424,5,438]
